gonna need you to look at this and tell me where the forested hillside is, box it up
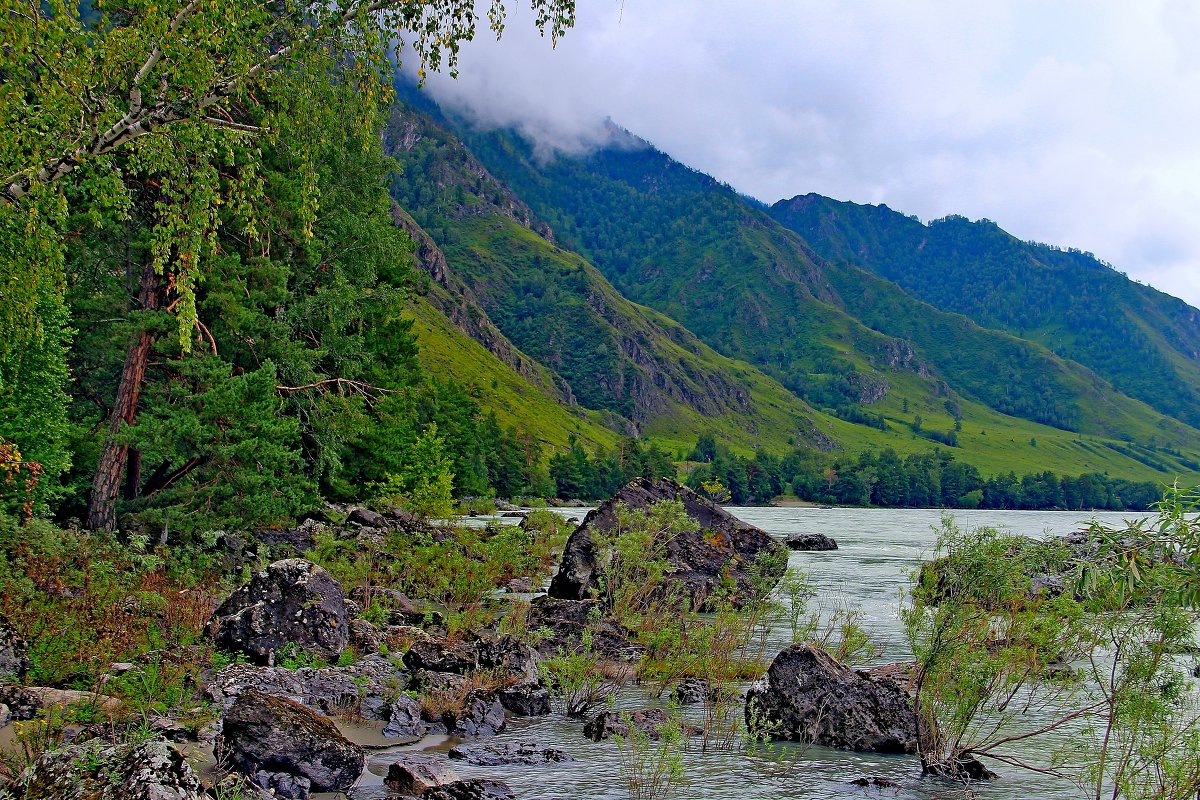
[382,103,832,455]
[770,194,1200,428]
[450,112,1200,463]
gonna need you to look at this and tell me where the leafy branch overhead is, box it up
[0,0,575,352]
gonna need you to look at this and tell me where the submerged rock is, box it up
[449,740,573,766]
[785,533,838,551]
[19,737,204,800]
[220,690,364,792]
[549,477,786,611]
[745,644,922,754]
[583,708,697,741]
[207,559,350,665]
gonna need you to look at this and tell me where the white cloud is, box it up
[417,0,1200,307]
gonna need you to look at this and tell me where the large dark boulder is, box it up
[786,533,838,551]
[745,645,922,754]
[548,478,786,610]
[207,559,350,665]
[19,737,204,799]
[220,690,365,792]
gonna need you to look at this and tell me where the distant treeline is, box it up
[681,435,1164,511]
[547,436,676,501]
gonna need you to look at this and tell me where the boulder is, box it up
[785,533,838,551]
[745,645,922,754]
[497,680,551,716]
[384,753,459,794]
[220,690,364,792]
[449,740,573,766]
[450,690,506,738]
[672,678,710,705]
[403,638,476,674]
[206,655,405,721]
[347,507,388,528]
[548,477,786,611]
[475,636,539,683]
[0,615,29,682]
[382,693,427,739]
[583,708,693,741]
[525,596,636,660]
[19,737,204,800]
[348,618,382,653]
[207,559,350,665]
[423,779,516,800]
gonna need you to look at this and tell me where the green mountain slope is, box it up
[769,194,1200,429]
[383,103,831,456]
[443,116,1200,478]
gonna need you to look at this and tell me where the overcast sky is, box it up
[417,1,1200,308]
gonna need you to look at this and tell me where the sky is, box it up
[417,1,1200,308]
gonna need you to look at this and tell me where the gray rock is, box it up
[785,533,838,551]
[19,737,204,799]
[450,690,506,738]
[403,638,476,674]
[672,678,710,705]
[548,477,786,611]
[220,690,364,792]
[347,507,388,528]
[497,680,551,716]
[382,693,427,739]
[384,753,459,794]
[448,740,573,766]
[583,708,694,741]
[207,559,350,665]
[525,596,637,661]
[349,618,382,653]
[206,655,405,721]
[745,644,923,754]
[253,770,311,799]
[0,615,29,682]
[423,779,516,800]
[0,702,9,727]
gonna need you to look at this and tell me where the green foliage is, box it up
[773,196,1200,430]
[903,493,1200,791]
[613,707,687,800]
[539,630,624,718]
[591,501,697,624]
[0,513,218,693]
[376,423,456,519]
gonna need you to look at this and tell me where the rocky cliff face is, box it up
[389,204,576,406]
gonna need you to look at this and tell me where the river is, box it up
[358,506,1153,800]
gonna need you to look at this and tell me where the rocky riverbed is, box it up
[0,490,1152,800]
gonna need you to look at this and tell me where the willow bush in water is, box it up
[904,486,1200,796]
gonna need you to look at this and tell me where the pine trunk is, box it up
[85,262,161,532]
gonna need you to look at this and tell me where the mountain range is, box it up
[381,81,1200,483]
